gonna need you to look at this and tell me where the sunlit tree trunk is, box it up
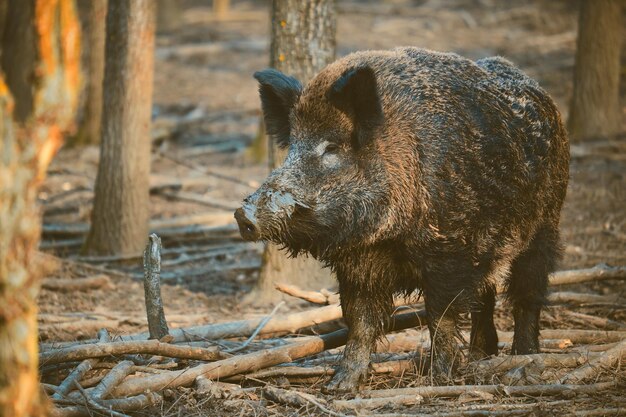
[83,0,156,256]
[213,0,230,19]
[567,0,623,141]
[247,0,337,304]
[0,1,81,416]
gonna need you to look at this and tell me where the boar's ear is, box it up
[327,65,384,149]
[254,69,302,149]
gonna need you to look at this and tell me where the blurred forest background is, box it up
[0,0,624,416]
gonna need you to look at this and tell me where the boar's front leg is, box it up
[324,278,393,393]
[423,278,464,383]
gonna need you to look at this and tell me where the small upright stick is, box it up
[143,234,169,340]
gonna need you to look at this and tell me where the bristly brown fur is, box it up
[240,47,569,393]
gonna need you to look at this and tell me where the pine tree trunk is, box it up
[248,0,337,304]
[83,0,155,256]
[71,0,107,146]
[0,1,81,416]
[567,0,623,141]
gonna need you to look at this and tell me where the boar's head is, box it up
[235,64,398,258]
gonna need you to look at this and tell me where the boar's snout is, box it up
[234,204,260,241]
[235,185,304,243]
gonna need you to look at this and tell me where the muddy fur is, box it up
[235,47,569,393]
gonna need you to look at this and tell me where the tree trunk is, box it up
[567,0,623,141]
[71,0,107,146]
[157,0,182,33]
[0,1,81,416]
[248,0,337,305]
[83,0,156,256]
[213,0,230,20]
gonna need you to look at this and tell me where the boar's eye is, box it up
[323,143,340,155]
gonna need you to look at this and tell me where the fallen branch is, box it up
[42,275,112,292]
[546,263,626,287]
[91,360,134,400]
[548,291,622,305]
[560,311,626,330]
[235,359,416,382]
[572,342,620,352]
[534,329,626,345]
[559,339,626,383]
[143,234,169,340]
[50,393,162,417]
[274,282,336,304]
[466,352,602,374]
[338,381,617,406]
[40,339,226,365]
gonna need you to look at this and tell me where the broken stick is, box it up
[559,339,626,383]
[91,360,134,400]
[143,234,169,340]
[40,339,226,365]
[274,282,336,304]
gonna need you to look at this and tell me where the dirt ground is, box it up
[38,0,625,416]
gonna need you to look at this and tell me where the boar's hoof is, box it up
[322,367,366,394]
[428,357,456,385]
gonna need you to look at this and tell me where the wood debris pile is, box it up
[39,252,626,417]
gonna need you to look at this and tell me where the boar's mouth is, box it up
[235,190,314,248]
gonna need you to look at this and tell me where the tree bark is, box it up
[84,0,156,256]
[248,0,337,305]
[567,0,623,141]
[0,1,81,416]
[156,0,182,33]
[213,0,230,20]
[71,0,107,146]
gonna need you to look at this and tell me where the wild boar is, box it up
[235,47,569,392]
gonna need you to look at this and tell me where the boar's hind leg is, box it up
[324,283,393,393]
[508,226,560,354]
[469,284,498,361]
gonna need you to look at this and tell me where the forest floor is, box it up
[38,0,625,416]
